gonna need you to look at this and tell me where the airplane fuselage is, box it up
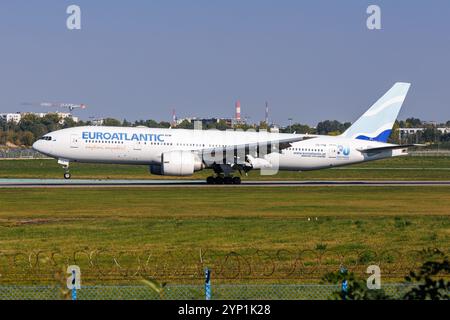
[32,126,407,172]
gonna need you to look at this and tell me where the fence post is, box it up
[72,283,77,300]
[67,266,81,301]
[340,266,348,300]
[205,268,211,300]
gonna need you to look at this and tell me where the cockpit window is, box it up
[39,136,52,141]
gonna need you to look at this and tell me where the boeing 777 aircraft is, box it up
[33,83,416,184]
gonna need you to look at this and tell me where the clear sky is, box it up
[0,0,449,125]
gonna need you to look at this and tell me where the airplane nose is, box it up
[32,141,42,152]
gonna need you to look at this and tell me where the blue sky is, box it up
[0,1,449,125]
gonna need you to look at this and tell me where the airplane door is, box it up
[133,141,142,151]
[328,144,337,158]
[70,134,80,149]
[129,140,142,161]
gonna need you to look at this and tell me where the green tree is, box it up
[142,119,160,128]
[0,117,7,131]
[41,113,61,131]
[215,120,230,131]
[421,128,440,143]
[281,123,315,134]
[21,131,35,146]
[405,117,422,127]
[0,129,7,145]
[62,117,78,129]
[102,118,122,127]
[176,120,194,129]
[316,120,350,135]
[389,121,401,144]
[122,119,132,127]
[404,249,449,300]
[158,121,171,128]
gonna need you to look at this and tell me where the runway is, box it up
[1,179,450,188]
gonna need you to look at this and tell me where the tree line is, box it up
[1,114,450,147]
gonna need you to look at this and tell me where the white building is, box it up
[400,127,450,135]
[91,118,104,126]
[0,113,22,124]
[399,128,424,135]
[55,112,79,124]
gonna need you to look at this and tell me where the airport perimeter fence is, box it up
[0,148,48,159]
[0,248,447,300]
[0,283,419,300]
[409,150,450,156]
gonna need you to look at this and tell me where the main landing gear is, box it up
[58,159,71,180]
[206,164,242,185]
[206,175,241,185]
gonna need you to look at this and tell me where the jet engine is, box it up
[149,151,204,176]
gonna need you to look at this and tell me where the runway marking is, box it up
[1,179,450,188]
[332,167,450,170]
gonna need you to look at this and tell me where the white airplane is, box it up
[33,83,417,184]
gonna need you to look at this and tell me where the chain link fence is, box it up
[0,283,418,300]
[409,150,450,156]
[0,149,48,159]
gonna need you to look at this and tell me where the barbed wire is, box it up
[0,247,447,283]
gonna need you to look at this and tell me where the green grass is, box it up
[0,186,449,284]
[0,156,450,180]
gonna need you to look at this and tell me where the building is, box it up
[0,113,22,124]
[55,112,79,124]
[399,127,450,135]
[399,128,424,135]
[91,118,104,126]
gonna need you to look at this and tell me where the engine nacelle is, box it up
[149,164,163,175]
[246,155,273,169]
[152,151,203,176]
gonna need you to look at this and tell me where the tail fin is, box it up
[341,82,411,142]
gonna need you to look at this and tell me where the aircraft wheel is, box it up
[232,177,242,185]
[64,172,71,180]
[214,176,224,184]
[206,176,215,184]
[224,177,233,185]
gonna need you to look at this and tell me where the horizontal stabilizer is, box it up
[357,144,422,153]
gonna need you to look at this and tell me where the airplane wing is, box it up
[196,134,317,166]
[357,144,423,153]
[199,134,316,154]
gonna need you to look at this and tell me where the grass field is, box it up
[0,156,450,180]
[0,186,449,284]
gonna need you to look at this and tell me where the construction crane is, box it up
[22,102,87,112]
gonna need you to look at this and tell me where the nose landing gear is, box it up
[58,159,71,180]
